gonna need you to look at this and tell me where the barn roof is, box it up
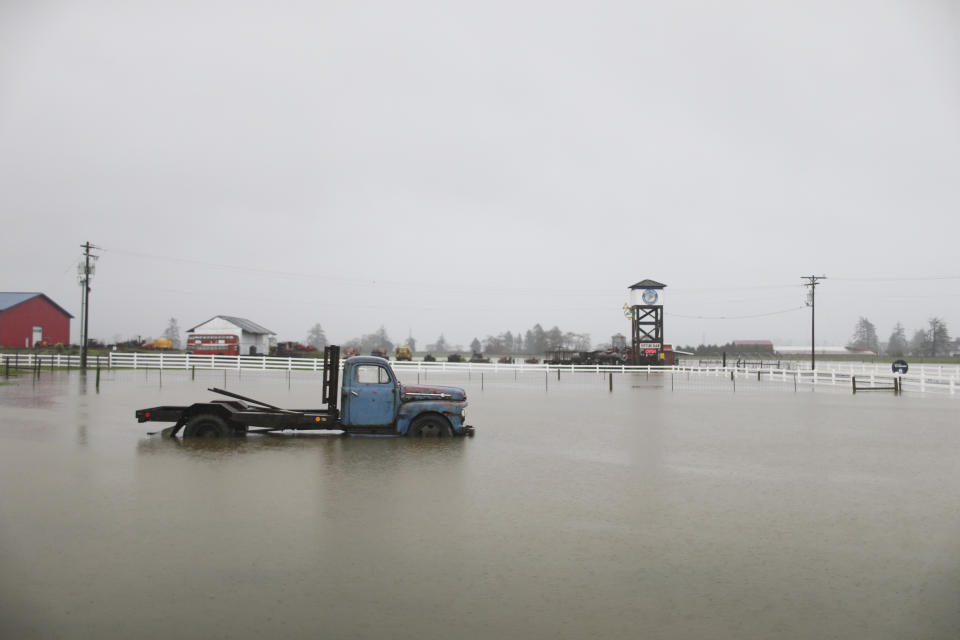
[629,279,666,289]
[0,292,74,317]
[187,315,275,335]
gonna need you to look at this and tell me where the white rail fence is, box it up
[3,352,957,396]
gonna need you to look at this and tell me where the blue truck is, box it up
[135,346,474,438]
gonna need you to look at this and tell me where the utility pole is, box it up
[78,242,99,369]
[802,275,826,370]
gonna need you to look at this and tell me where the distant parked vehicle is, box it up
[141,338,174,351]
[447,353,463,363]
[423,354,436,362]
[272,341,318,357]
[371,349,388,359]
[470,352,490,363]
[497,355,514,364]
[395,346,413,361]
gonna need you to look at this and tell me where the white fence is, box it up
[3,352,957,396]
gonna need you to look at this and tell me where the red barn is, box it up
[0,293,73,348]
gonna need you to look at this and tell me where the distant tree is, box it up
[545,326,563,350]
[370,326,393,352]
[525,324,546,355]
[886,322,907,357]
[305,323,327,349]
[428,333,449,353]
[162,318,182,349]
[502,330,514,354]
[470,337,482,354]
[406,336,417,352]
[483,334,504,354]
[848,317,879,353]
[482,331,517,355]
[908,329,928,356]
[928,317,951,356]
[565,332,591,350]
[344,326,393,354]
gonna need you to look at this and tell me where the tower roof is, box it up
[628,279,666,289]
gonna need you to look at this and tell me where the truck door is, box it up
[344,363,398,426]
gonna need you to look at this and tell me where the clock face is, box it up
[641,289,659,305]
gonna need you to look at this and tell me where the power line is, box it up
[829,275,960,282]
[667,307,805,320]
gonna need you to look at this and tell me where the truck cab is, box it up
[340,356,470,436]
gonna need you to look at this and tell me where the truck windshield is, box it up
[355,365,391,384]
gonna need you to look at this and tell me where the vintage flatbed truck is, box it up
[135,346,474,438]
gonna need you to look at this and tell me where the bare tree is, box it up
[344,326,394,353]
[908,329,928,356]
[886,322,907,357]
[848,317,879,353]
[162,318,182,349]
[928,317,951,356]
[305,323,327,349]
[427,334,448,353]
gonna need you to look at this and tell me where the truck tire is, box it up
[408,414,452,438]
[183,414,233,438]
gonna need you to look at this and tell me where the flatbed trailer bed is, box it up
[136,399,340,432]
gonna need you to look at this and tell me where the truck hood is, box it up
[400,384,466,402]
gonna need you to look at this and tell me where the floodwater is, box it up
[1,367,959,640]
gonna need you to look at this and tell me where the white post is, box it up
[134,352,138,369]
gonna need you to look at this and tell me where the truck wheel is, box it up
[183,414,233,438]
[408,415,452,438]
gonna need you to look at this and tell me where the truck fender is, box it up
[396,401,466,435]
[183,403,233,421]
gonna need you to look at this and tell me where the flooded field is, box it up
[1,367,959,639]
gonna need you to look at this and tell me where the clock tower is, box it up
[628,279,666,364]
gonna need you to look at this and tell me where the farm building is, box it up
[186,316,276,356]
[774,345,878,357]
[732,340,775,352]
[0,292,73,348]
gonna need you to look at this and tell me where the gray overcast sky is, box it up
[1,1,958,349]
